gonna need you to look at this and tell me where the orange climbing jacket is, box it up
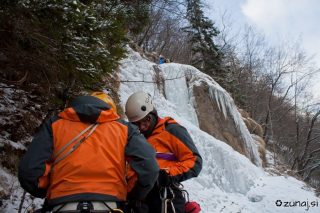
[18,96,159,209]
[147,117,202,182]
[127,117,202,183]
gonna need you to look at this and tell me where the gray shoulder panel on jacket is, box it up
[165,123,203,182]
[119,119,159,199]
[18,116,60,198]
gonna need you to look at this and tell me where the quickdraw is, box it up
[159,187,176,213]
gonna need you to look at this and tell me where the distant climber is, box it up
[125,92,203,213]
[159,55,166,64]
[18,92,159,213]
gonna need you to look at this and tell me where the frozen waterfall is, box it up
[118,48,261,195]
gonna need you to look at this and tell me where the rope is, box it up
[153,65,159,99]
[53,123,99,166]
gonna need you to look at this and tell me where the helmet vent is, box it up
[141,106,146,111]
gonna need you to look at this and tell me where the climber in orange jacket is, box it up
[125,92,202,213]
[18,92,159,213]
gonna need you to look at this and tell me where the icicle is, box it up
[185,68,262,167]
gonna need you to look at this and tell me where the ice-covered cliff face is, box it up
[118,48,319,213]
[119,48,260,194]
[119,47,261,165]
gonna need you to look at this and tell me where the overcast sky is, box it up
[206,0,320,99]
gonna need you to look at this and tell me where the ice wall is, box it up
[158,62,261,166]
[118,48,261,194]
[159,63,199,126]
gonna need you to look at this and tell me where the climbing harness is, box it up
[51,201,124,213]
[159,187,176,213]
[102,201,124,213]
[103,202,124,213]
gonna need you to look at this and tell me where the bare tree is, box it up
[260,36,318,143]
[132,1,193,64]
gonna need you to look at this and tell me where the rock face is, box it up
[239,109,266,166]
[191,79,267,166]
[192,81,245,156]
[240,109,263,137]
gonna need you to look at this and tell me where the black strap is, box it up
[52,203,66,213]
[164,117,174,127]
[102,202,115,213]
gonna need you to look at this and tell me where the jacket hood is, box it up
[58,96,120,123]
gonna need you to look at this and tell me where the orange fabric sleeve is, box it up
[38,160,52,189]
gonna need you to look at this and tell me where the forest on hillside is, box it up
[1,0,320,195]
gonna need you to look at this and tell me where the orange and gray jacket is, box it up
[18,96,159,208]
[148,117,202,183]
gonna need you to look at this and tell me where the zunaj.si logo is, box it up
[275,199,319,211]
[275,200,282,206]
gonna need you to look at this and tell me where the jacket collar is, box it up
[150,117,178,136]
[58,96,119,123]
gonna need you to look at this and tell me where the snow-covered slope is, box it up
[118,48,319,213]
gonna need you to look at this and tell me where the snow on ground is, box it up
[0,84,42,212]
[0,166,44,212]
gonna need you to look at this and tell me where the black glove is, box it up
[157,170,172,187]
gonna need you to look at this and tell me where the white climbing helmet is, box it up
[125,92,154,122]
